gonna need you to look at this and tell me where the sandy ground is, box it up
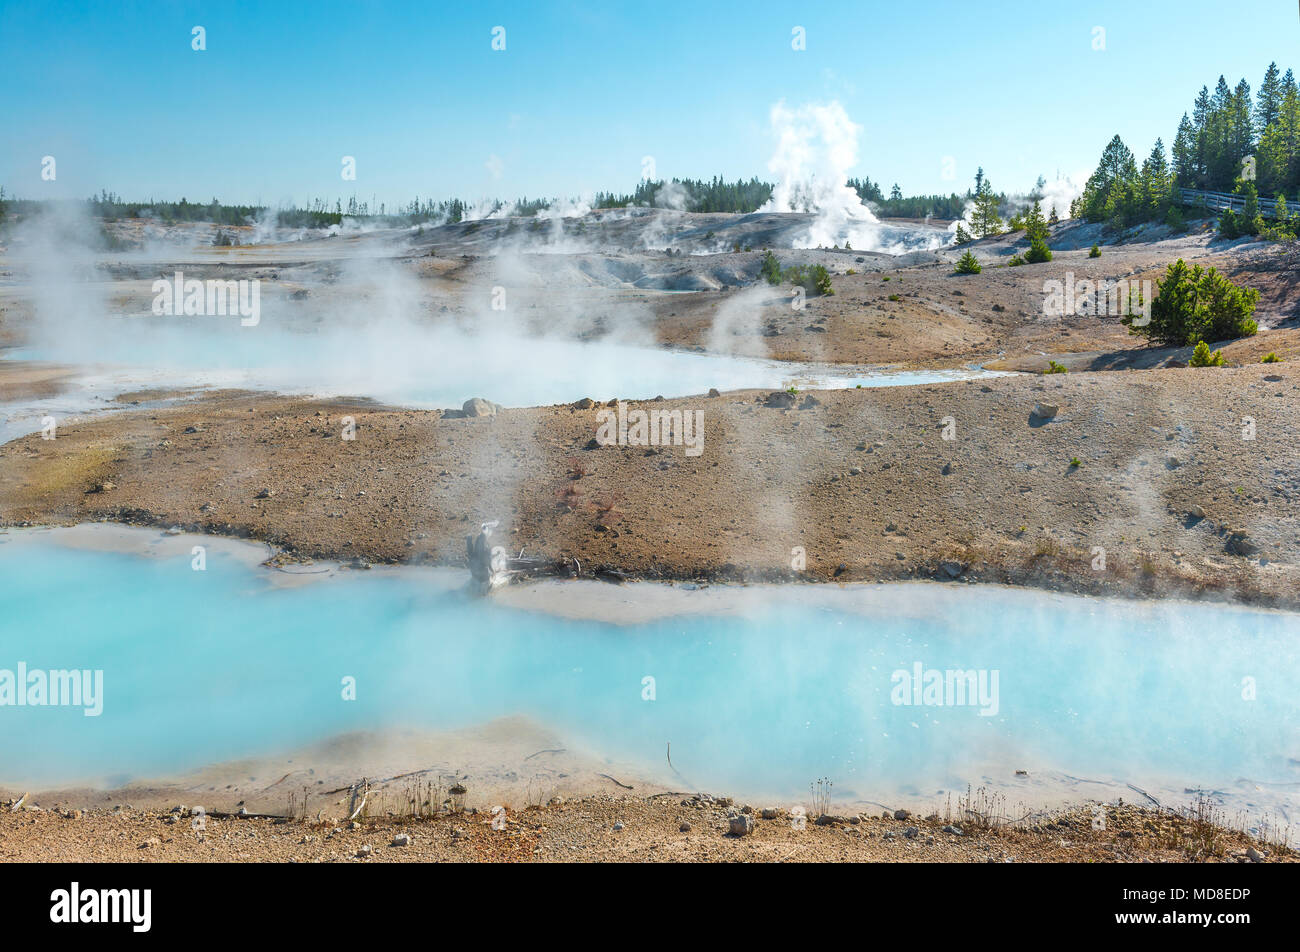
[1,363,1296,608]
[1,794,1291,863]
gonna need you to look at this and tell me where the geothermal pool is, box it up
[0,334,1010,443]
[1,528,1297,826]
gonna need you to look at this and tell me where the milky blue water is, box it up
[1,534,1297,809]
[1,336,1007,423]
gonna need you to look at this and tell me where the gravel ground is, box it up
[2,795,1291,863]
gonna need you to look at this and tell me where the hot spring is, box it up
[2,527,1296,832]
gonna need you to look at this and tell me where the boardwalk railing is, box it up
[1179,186,1300,219]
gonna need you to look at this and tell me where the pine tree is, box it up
[970,175,1003,237]
[1140,139,1172,214]
[1079,135,1138,225]
[1024,199,1049,241]
[1258,63,1284,133]
[890,183,902,201]
[1172,114,1196,187]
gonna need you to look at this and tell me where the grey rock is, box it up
[764,391,797,409]
[728,814,755,836]
[1031,403,1059,420]
[391,833,411,847]
[462,397,501,417]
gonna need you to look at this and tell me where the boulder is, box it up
[462,397,501,417]
[1031,403,1059,421]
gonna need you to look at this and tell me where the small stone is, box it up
[679,822,691,832]
[708,388,721,398]
[943,825,964,835]
[761,808,780,820]
[391,833,411,847]
[728,815,755,836]
[904,826,920,839]
[894,809,911,821]
[613,821,624,832]
[356,845,372,858]
[1031,403,1059,420]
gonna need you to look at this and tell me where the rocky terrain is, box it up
[2,793,1290,864]
[2,360,1296,609]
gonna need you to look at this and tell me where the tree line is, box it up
[1074,62,1298,239]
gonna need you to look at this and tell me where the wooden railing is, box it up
[1178,186,1300,219]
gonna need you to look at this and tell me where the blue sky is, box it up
[2,0,1297,207]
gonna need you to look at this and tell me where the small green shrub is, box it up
[1219,209,1240,239]
[1044,360,1069,374]
[1008,254,1025,266]
[1131,259,1259,346]
[887,293,901,301]
[1025,237,1052,263]
[1088,244,1101,258]
[955,251,981,274]
[1188,340,1226,367]
[1262,352,1281,363]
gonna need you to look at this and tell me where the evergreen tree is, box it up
[1172,115,1196,187]
[1258,62,1284,134]
[1139,139,1172,215]
[1078,135,1139,226]
[890,183,902,201]
[1023,199,1049,241]
[970,174,1003,237]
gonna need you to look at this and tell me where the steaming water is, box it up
[0,338,1010,443]
[2,530,1296,825]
